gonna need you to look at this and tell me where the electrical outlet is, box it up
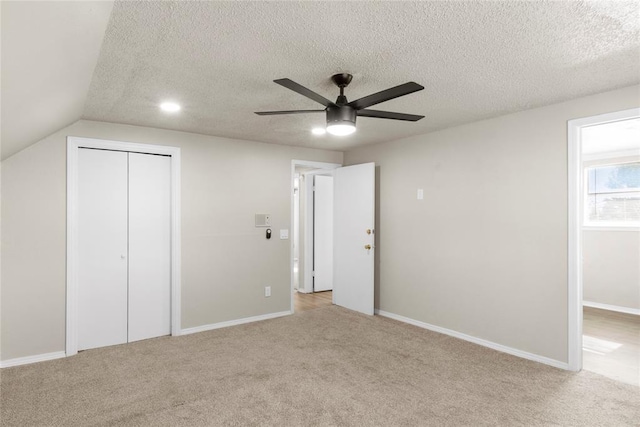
[265,286,271,297]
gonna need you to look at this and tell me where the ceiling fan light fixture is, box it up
[311,127,326,135]
[326,123,356,136]
[326,104,356,136]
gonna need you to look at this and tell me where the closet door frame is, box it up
[66,137,181,356]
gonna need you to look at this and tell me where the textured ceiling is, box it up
[82,1,640,151]
[4,1,639,157]
[1,1,114,159]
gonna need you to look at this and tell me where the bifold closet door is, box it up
[78,149,129,351]
[128,153,171,342]
[78,149,171,351]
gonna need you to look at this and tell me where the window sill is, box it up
[583,225,640,231]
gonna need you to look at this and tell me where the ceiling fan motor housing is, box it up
[326,105,356,127]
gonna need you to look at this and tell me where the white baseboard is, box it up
[181,310,292,335]
[375,310,569,371]
[1,312,293,367]
[583,301,640,316]
[0,351,66,368]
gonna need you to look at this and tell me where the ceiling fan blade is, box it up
[255,109,326,115]
[348,82,424,110]
[357,109,424,121]
[274,78,336,107]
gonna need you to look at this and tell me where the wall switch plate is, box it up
[265,286,271,297]
[280,229,289,239]
[417,189,424,200]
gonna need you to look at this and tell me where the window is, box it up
[585,162,640,225]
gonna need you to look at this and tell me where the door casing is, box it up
[66,137,181,356]
[567,107,640,371]
[290,160,340,311]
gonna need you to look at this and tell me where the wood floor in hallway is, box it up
[583,306,639,387]
[294,290,333,313]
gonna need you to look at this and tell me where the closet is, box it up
[77,148,171,351]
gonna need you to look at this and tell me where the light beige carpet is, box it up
[1,306,638,426]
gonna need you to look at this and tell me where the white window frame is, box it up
[582,160,640,230]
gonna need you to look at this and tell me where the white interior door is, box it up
[313,175,333,292]
[128,153,171,342]
[78,148,128,350]
[333,162,375,315]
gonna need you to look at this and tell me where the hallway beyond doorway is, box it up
[294,291,332,313]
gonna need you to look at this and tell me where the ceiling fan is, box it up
[255,73,425,136]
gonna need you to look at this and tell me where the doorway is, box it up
[290,160,376,315]
[290,160,340,312]
[66,137,182,356]
[568,108,640,385]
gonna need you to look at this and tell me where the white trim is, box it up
[582,148,640,162]
[181,311,291,335]
[66,141,79,355]
[583,301,640,316]
[568,115,583,372]
[583,225,640,231]
[303,173,314,293]
[1,351,66,368]
[290,160,341,312]
[567,107,640,372]
[376,310,568,370]
[66,137,182,357]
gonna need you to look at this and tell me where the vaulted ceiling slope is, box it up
[2,1,639,159]
[1,1,114,160]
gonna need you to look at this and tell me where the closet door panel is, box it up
[78,148,129,350]
[128,153,171,342]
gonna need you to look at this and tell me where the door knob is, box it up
[364,244,372,250]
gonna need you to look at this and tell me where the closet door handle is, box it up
[121,255,127,260]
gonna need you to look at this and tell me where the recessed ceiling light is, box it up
[311,127,326,135]
[160,102,181,112]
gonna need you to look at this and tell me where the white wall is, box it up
[3,86,638,365]
[344,85,640,364]
[583,230,640,310]
[1,120,342,361]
